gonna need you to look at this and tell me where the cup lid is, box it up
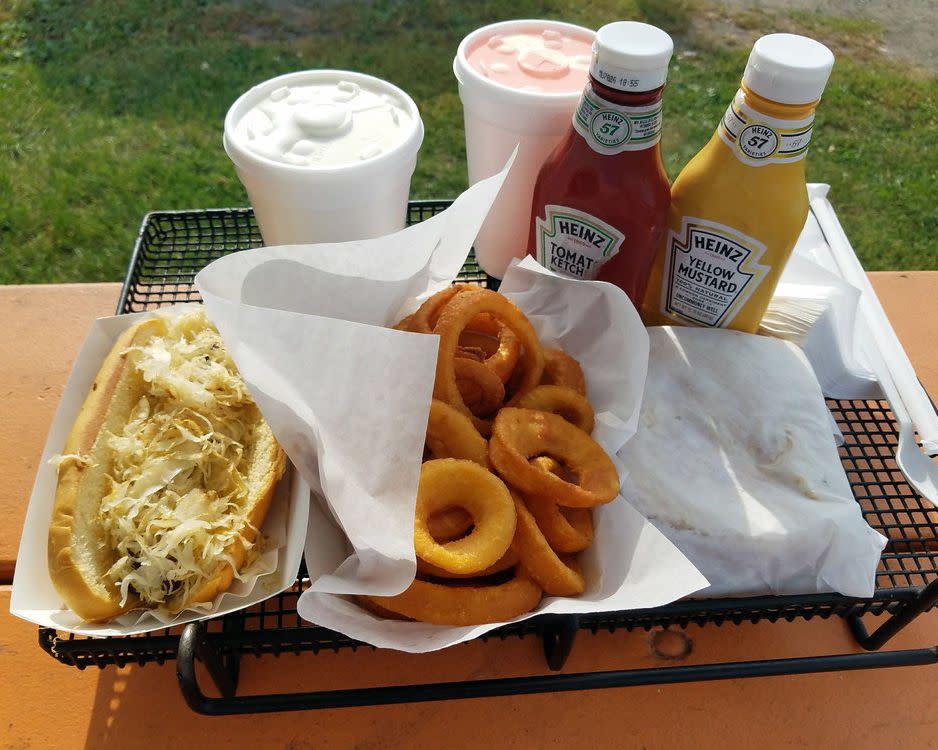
[224,70,424,174]
[454,19,596,105]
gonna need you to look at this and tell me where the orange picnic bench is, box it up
[3,273,938,746]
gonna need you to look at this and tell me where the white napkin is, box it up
[763,185,938,503]
[764,254,881,399]
[620,326,887,598]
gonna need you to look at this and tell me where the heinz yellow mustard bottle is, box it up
[643,34,834,332]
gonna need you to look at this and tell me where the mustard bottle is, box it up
[643,33,835,332]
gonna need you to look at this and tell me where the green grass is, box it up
[0,0,936,283]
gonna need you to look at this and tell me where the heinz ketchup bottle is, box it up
[527,22,673,307]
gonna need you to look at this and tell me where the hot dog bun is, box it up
[48,310,286,622]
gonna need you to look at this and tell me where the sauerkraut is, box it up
[100,310,258,609]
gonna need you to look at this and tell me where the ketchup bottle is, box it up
[527,21,673,307]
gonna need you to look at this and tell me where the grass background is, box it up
[1,0,935,283]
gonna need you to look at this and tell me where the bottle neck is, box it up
[589,76,664,107]
[739,84,818,120]
[571,77,665,156]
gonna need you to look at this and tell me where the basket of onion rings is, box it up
[197,171,706,653]
[293,258,706,651]
[357,282,622,624]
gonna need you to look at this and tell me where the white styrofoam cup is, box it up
[224,70,424,246]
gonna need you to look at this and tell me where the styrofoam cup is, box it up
[454,20,595,278]
[224,70,424,246]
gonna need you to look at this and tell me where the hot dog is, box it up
[47,308,285,621]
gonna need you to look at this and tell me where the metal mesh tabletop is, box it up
[39,201,938,713]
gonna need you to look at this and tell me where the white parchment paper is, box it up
[10,305,309,636]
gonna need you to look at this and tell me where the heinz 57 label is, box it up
[535,205,625,280]
[661,217,769,327]
[572,89,663,155]
[717,91,814,167]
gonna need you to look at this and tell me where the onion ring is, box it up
[534,503,593,554]
[410,284,477,333]
[355,595,413,620]
[463,312,521,383]
[455,345,487,362]
[393,313,416,332]
[454,358,505,417]
[426,507,473,542]
[425,400,489,467]
[433,289,544,417]
[416,545,519,579]
[473,418,493,438]
[414,459,516,574]
[489,408,619,508]
[523,457,594,553]
[363,571,542,626]
[541,348,587,396]
[511,492,586,596]
[514,385,595,433]
[458,329,499,358]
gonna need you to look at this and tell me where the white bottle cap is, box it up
[742,34,835,104]
[590,21,673,92]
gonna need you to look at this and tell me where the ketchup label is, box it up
[535,205,625,280]
[660,217,770,327]
[572,89,662,155]
[718,90,814,167]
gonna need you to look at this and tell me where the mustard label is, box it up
[536,205,625,279]
[661,217,770,327]
[718,90,814,167]
[573,88,662,155]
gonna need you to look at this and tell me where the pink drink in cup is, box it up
[454,20,595,278]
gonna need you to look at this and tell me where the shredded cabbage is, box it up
[99,310,258,609]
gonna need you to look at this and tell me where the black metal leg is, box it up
[848,576,938,651]
[177,621,239,710]
[222,612,244,690]
[542,615,579,670]
[175,644,938,715]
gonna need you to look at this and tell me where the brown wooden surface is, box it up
[2,274,937,748]
[0,283,121,582]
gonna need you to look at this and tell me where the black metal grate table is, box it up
[39,201,938,714]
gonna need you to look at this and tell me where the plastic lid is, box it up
[590,21,673,92]
[742,34,835,104]
[224,70,423,172]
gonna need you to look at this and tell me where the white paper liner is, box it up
[10,305,309,636]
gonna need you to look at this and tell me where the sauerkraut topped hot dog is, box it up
[48,309,285,622]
